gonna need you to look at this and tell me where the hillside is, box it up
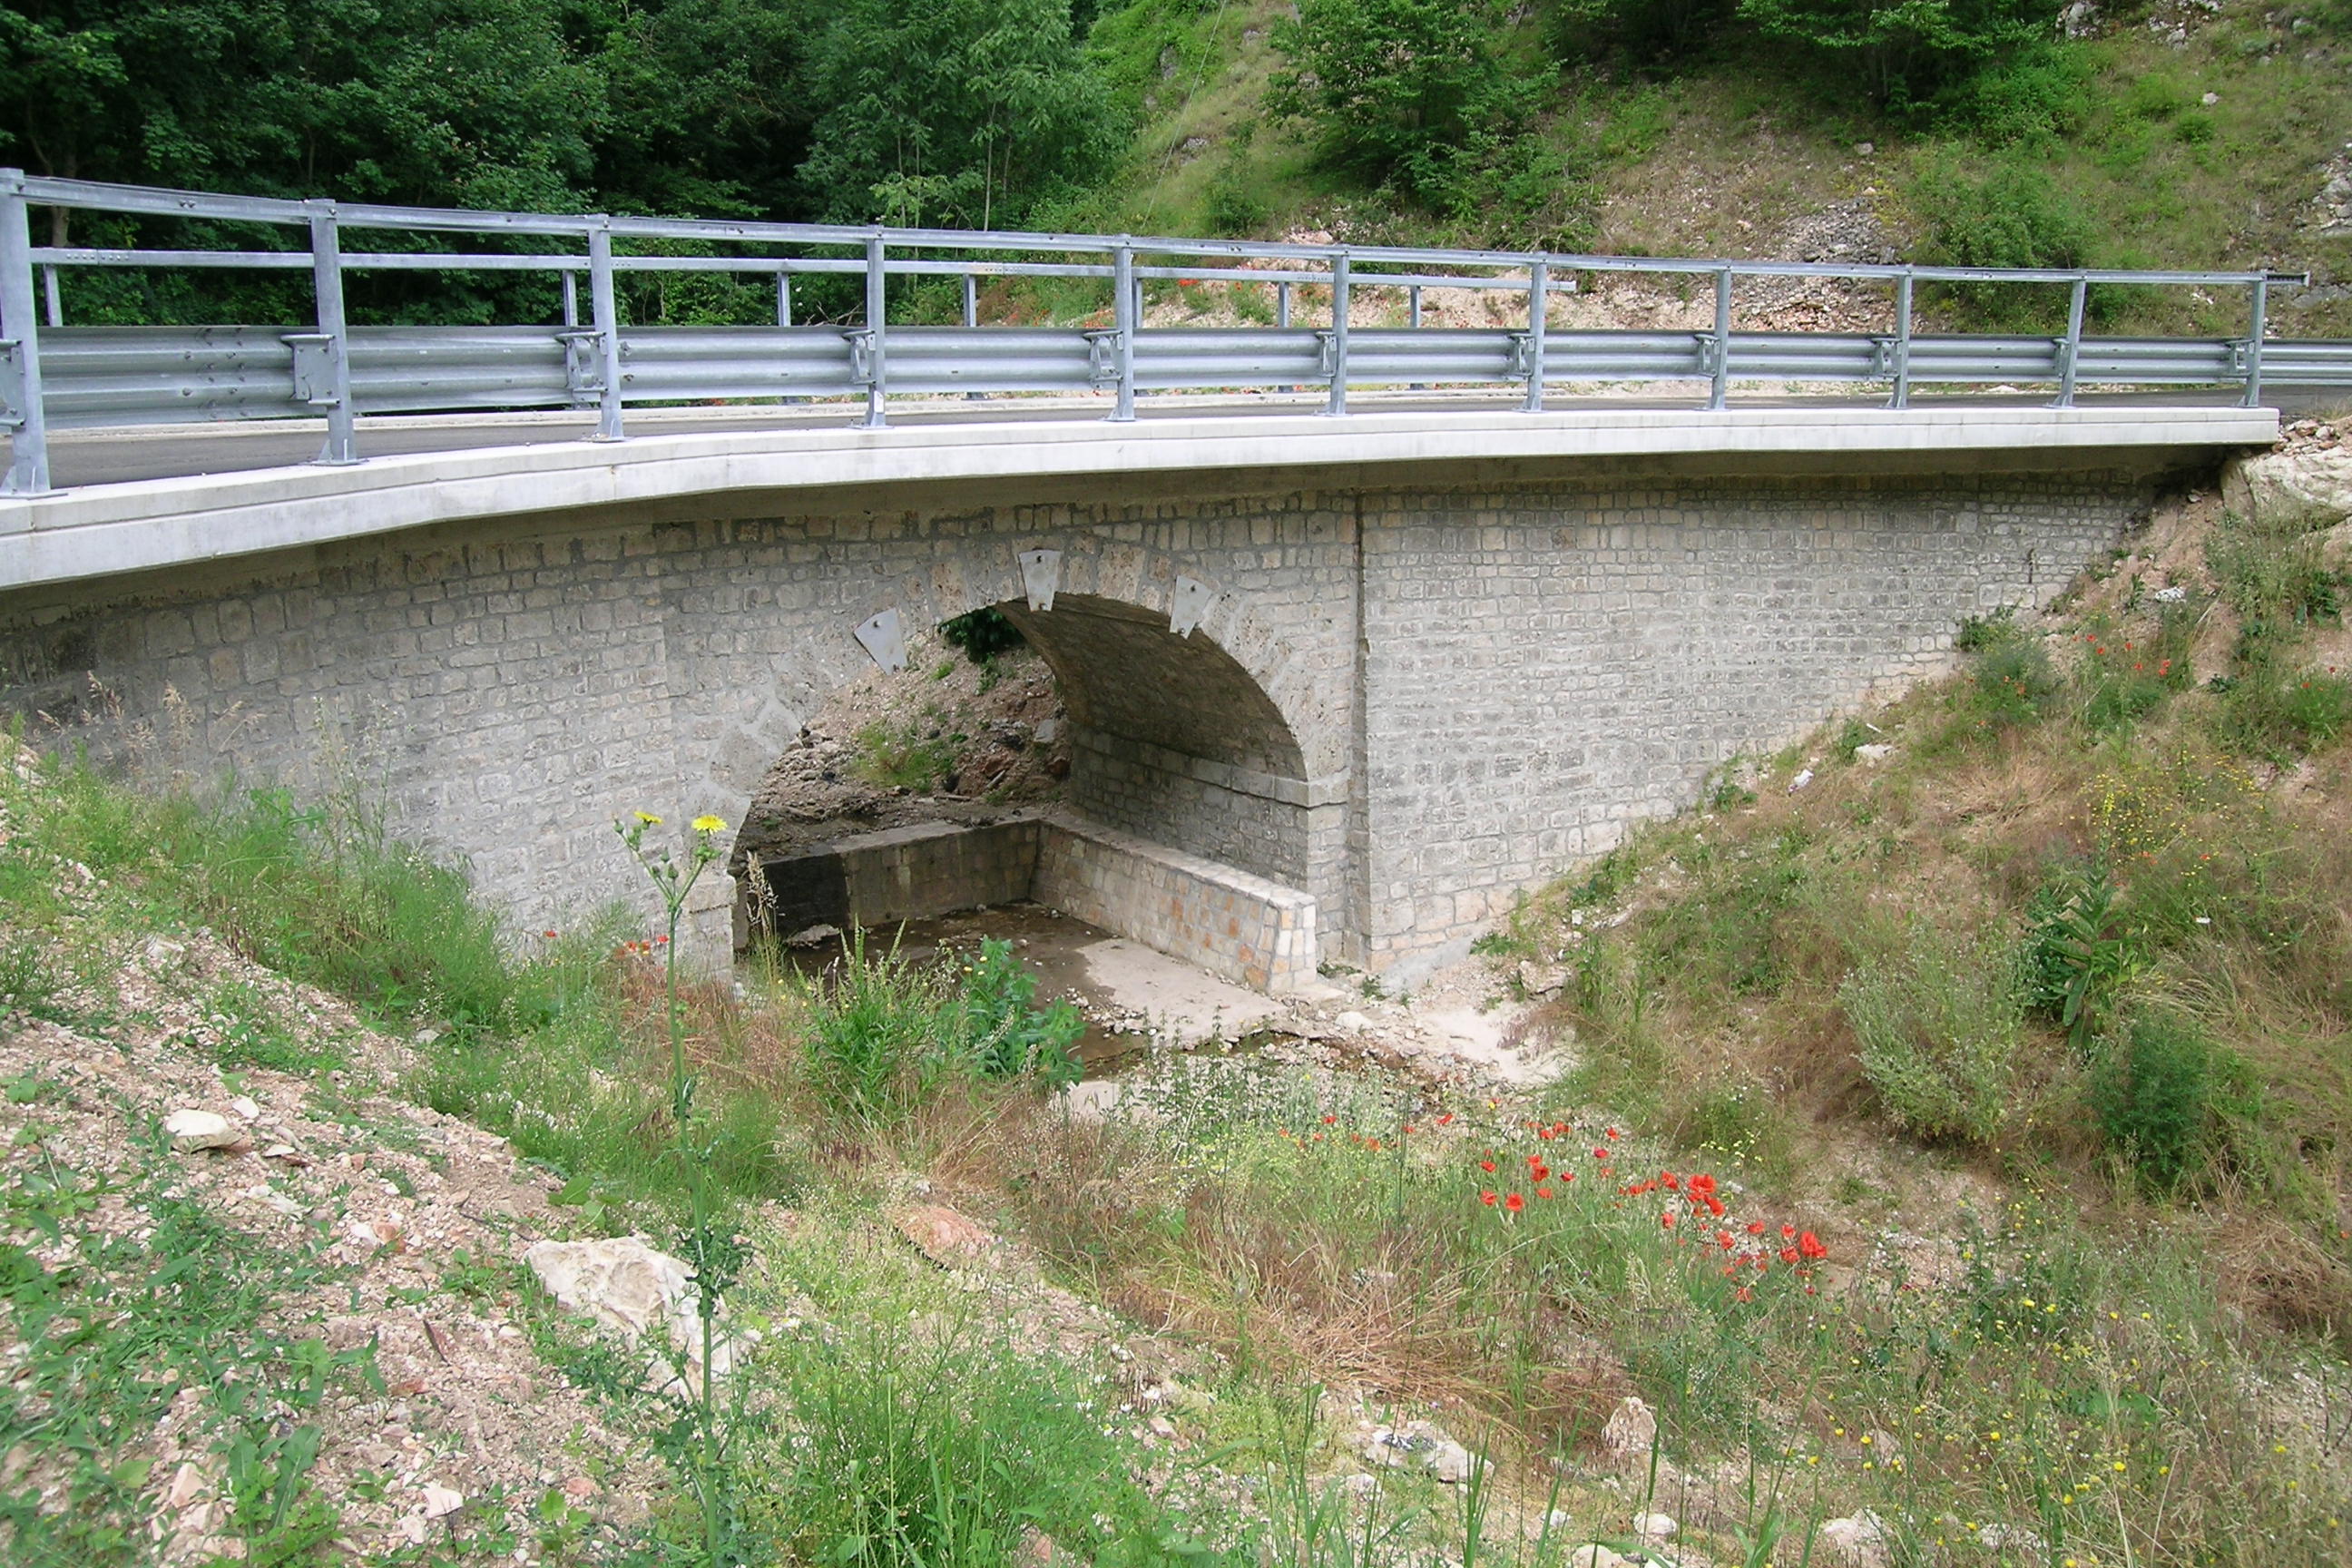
[1063,0,2352,339]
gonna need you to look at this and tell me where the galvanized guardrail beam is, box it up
[0,171,2344,491]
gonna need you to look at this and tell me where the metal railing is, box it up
[1,170,2345,495]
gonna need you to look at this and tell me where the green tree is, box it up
[794,0,1119,229]
[1735,0,2054,109]
[1268,0,1528,206]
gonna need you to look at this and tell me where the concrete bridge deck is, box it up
[0,397,2279,591]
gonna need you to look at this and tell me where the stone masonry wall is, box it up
[1033,811,1319,993]
[1354,470,2135,976]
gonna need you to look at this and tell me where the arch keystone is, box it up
[1018,548,1062,611]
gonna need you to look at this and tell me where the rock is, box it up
[1567,1548,1627,1568]
[2200,91,2219,106]
[2151,584,2188,603]
[1819,1510,1890,1567]
[2222,449,2352,523]
[1344,1473,1379,1495]
[785,923,841,947]
[164,1109,241,1152]
[1148,1415,1177,1439]
[1364,1420,1475,1484]
[1632,1511,1676,1540]
[1545,1508,1574,1530]
[2060,0,2098,38]
[892,1204,999,1268]
[229,1095,260,1121]
[418,1485,465,1519]
[1853,743,1896,765]
[522,1236,753,1387]
[1788,768,1815,793]
[1334,1010,1373,1032]
[1033,717,1062,744]
[1853,141,1875,155]
[1517,961,1568,995]
[1599,1396,1658,1466]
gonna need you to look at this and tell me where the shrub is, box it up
[948,937,1084,1087]
[2016,863,2144,1053]
[2092,1012,2224,1193]
[1839,927,2024,1145]
[1965,621,2063,729]
[938,606,1026,663]
[1910,151,2095,329]
[1738,0,2053,110]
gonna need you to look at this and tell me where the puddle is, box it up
[753,900,1282,1075]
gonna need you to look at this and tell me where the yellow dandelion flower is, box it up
[693,814,728,833]
[634,811,663,826]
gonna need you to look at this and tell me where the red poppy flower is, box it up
[1594,1148,1611,1160]
[1748,1221,1766,1234]
[1606,1127,1620,1140]
[1661,1212,1676,1229]
[1661,1172,1680,1190]
[1480,1161,1496,1174]
[1536,1185,1555,1200]
[1436,1113,1453,1125]
[1367,1138,1383,1152]
[1481,1191,1498,1206]
[1561,1171,1575,1183]
[1531,1162,1551,1181]
[1736,1286,1752,1303]
[1504,1193,1525,1213]
[1779,1247,1800,1265]
[1781,1223,1797,1239]
[1322,1115,1338,1125]
[1799,1231,1828,1261]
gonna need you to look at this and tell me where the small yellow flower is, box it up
[692,814,728,833]
[634,811,663,826]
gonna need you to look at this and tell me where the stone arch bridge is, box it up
[0,406,2268,985]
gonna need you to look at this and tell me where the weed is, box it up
[1839,926,2024,1145]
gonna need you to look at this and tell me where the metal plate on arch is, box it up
[1019,548,1062,612]
[1169,576,1216,639]
[853,607,907,672]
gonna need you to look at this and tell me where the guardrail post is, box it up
[41,265,59,327]
[962,271,977,328]
[1709,266,1731,411]
[776,270,791,327]
[1891,270,1913,410]
[1523,260,1549,413]
[1408,284,1422,328]
[1111,242,1137,422]
[1325,253,1350,416]
[2054,276,2088,407]
[1277,280,1291,328]
[586,222,624,441]
[305,200,358,464]
[562,270,578,328]
[0,171,49,495]
[2241,276,2269,409]
[863,231,887,428]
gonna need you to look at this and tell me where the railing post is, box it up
[562,270,578,328]
[1277,280,1291,328]
[1523,260,1549,413]
[863,231,887,428]
[1409,284,1423,328]
[0,171,50,495]
[1110,242,1137,423]
[305,199,358,465]
[1709,266,1731,411]
[2054,275,2088,407]
[962,271,977,328]
[2241,276,2269,409]
[41,265,59,327]
[586,222,624,441]
[776,270,791,327]
[1325,252,1349,416]
[1891,270,1914,410]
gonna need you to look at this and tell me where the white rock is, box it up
[1854,743,1896,765]
[1334,1010,1373,1032]
[418,1485,465,1519]
[1819,1510,1891,1567]
[229,1095,261,1121]
[1034,717,1062,745]
[1632,1511,1677,1540]
[1567,1548,1627,1568]
[1788,768,1815,793]
[523,1236,754,1389]
[1364,1420,1475,1484]
[1545,1508,1574,1530]
[2200,91,2219,105]
[164,1109,240,1152]
[2223,449,2352,522]
[1516,961,1568,995]
[1600,1396,1658,1465]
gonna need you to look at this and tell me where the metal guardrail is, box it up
[0,170,2345,495]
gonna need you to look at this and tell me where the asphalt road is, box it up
[24,385,2345,491]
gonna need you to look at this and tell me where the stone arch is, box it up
[674,532,1349,965]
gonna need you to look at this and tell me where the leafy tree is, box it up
[1735,0,2057,110]
[793,0,1119,229]
[1268,0,1531,207]
[1549,0,1735,64]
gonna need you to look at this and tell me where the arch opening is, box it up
[730,592,1324,995]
